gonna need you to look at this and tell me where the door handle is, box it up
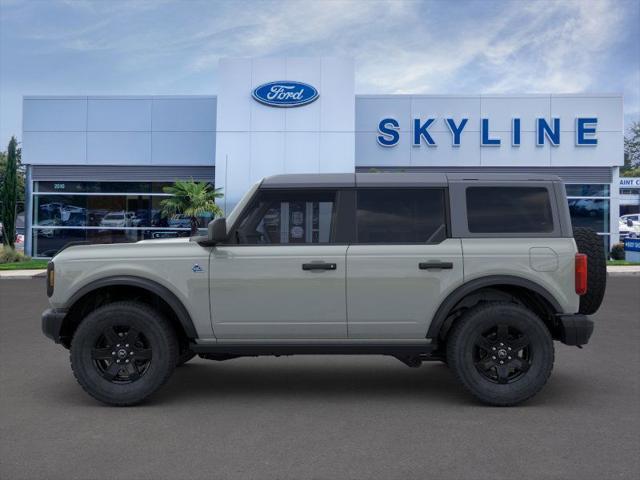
[302,262,337,271]
[419,261,453,270]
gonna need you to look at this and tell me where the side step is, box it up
[190,342,439,358]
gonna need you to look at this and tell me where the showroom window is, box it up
[565,183,611,253]
[31,181,213,257]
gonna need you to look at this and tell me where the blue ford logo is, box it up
[252,81,319,108]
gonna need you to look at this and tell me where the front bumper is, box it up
[558,314,594,346]
[41,308,68,344]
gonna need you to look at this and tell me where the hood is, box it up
[52,237,192,262]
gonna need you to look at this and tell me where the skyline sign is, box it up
[377,117,599,147]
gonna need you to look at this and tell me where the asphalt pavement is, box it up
[1,277,639,480]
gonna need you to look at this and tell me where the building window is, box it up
[565,183,611,251]
[31,181,213,257]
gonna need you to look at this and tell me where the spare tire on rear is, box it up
[573,227,606,315]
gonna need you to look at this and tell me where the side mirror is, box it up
[208,217,227,243]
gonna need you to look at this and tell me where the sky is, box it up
[0,0,639,147]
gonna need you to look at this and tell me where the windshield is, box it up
[225,181,261,230]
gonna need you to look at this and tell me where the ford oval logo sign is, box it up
[252,81,319,108]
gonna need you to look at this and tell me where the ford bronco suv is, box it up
[42,173,606,406]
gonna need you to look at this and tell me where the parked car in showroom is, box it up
[99,211,138,229]
[42,173,605,407]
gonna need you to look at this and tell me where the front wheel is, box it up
[70,301,178,406]
[446,302,554,406]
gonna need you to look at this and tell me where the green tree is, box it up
[160,179,223,235]
[1,137,18,247]
[622,121,640,177]
[0,142,24,203]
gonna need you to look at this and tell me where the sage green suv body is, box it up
[42,173,604,406]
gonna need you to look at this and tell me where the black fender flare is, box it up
[426,275,563,340]
[65,275,198,338]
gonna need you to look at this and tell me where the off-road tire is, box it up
[447,302,554,406]
[70,301,177,406]
[573,227,607,315]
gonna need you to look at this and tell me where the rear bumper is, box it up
[558,314,594,346]
[41,308,67,344]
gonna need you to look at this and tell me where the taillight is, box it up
[575,253,587,295]
[46,261,55,297]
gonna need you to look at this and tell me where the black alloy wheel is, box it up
[473,324,531,384]
[91,325,152,383]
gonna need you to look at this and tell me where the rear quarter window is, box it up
[466,186,554,234]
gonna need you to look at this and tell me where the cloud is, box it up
[0,0,638,145]
[353,0,629,95]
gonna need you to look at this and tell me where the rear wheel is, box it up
[447,302,554,406]
[70,301,177,406]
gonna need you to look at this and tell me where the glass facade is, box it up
[30,180,616,257]
[31,181,212,257]
[565,183,611,253]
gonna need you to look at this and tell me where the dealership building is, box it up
[21,57,624,257]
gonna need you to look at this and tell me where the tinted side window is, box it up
[235,190,335,244]
[356,188,447,243]
[466,187,554,233]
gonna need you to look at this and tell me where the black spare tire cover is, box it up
[573,227,607,315]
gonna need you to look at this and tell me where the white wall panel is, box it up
[88,98,152,131]
[319,133,354,173]
[321,58,354,132]
[411,131,481,167]
[551,95,623,132]
[285,57,321,132]
[87,132,151,165]
[356,96,411,132]
[355,132,410,167]
[285,132,318,173]
[250,132,285,182]
[215,132,251,214]
[412,96,481,132]
[480,132,550,166]
[152,132,215,165]
[23,98,87,132]
[217,59,252,132]
[355,94,622,168]
[551,132,623,166]
[22,132,86,164]
[216,57,355,206]
[250,58,286,132]
[480,96,550,132]
[152,97,216,131]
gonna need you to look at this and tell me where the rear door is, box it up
[346,188,463,339]
[210,188,349,339]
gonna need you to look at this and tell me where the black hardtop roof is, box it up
[260,172,562,188]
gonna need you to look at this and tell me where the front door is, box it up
[210,188,347,339]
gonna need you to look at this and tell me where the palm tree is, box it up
[160,180,224,235]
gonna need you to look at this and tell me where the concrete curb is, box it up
[0,269,46,279]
